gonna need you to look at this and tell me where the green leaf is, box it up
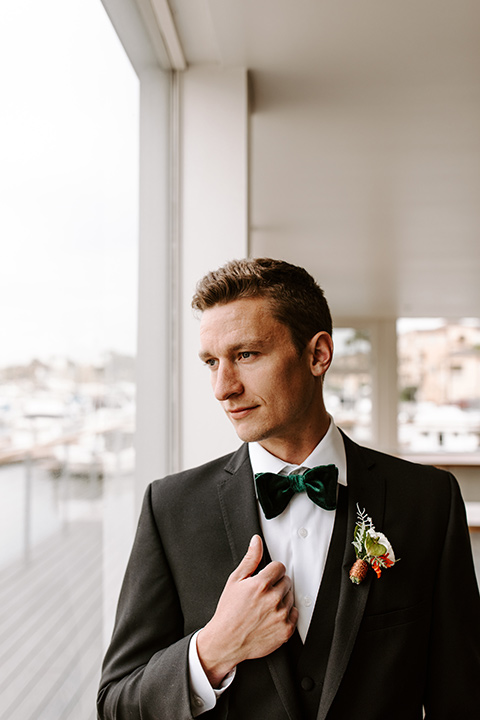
[365,535,386,557]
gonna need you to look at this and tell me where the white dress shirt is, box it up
[189,419,347,715]
[249,419,347,640]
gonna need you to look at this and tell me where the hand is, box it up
[196,535,298,687]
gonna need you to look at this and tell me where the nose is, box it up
[213,361,243,401]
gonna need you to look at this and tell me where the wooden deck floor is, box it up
[0,522,102,720]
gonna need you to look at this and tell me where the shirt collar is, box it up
[248,417,347,486]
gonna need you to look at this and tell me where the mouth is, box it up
[226,405,258,420]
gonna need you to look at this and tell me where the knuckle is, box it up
[251,574,269,593]
[227,569,238,583]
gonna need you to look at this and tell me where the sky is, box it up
[0,0,139,365]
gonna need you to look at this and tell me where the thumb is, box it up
[231,534,263,581]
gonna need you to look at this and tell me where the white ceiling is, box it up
[170,0,480,319]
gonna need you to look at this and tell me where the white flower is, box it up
[367,528,395,562]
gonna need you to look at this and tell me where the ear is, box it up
[308,331,333,377]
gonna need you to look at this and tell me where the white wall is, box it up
[178,66,249,470]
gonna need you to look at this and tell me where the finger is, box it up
[269,574,292,602]
[281,586,294,613]
[230,534,263,581]
[269,577,293,610]
[272,571,292,593]
[288,605,299,628]
[257,560,287,587]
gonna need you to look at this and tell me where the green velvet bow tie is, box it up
[255,465,338,520]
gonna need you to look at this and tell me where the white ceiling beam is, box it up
[101,0,170,73]
[148,0,187,70]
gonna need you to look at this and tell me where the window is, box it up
[325,328,373,444]
[397,319,480,453]
[0,1,139,716]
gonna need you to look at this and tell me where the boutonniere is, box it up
[349,505,397,584]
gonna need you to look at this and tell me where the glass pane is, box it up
[0,1,139,718]
[397,319,480,453]
[324,328,372,443]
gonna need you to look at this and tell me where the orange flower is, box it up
[370,554,395,579]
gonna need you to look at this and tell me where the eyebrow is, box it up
[198,338,269,362]
[198,350,213,361]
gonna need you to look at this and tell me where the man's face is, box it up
[199,297,326,456]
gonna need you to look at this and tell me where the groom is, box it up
[98,258,480,720]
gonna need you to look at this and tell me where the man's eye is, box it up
[240,351,253,359]
[205,358,217,368]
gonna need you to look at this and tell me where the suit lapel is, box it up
[217,444,263,565]
[217,444,302,720]
[316,433,386,720]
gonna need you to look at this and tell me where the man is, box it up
[98,258,480,720]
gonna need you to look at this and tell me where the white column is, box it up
[178,67,249,470]
[134,68,172,514]
[370,319,398,453]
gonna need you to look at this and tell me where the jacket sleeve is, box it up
[423,473,480,717]
[97,484,197,720]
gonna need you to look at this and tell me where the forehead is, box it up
[199,297,288,352]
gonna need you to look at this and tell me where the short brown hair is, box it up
[192,258,332,353]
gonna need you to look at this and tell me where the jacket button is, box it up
[301,677,315,691]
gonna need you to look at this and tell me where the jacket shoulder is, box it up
[361,443,449,477]
[149,444,249,503]
[342,432,456,493]
[343,429,445,468]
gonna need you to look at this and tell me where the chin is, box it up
[232,423,269,445]
[233,429,258,444]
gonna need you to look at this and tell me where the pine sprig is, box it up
[352,504,374,559]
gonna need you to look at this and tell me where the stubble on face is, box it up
[199,298,329,463]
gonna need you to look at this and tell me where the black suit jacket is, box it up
[98,434,480,719]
